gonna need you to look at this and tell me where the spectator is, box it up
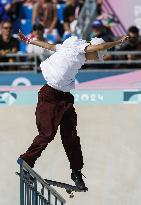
[27,24,54,69]
[119,26,141,51]
[0,20,19,69]
[78,0,85,11]
[95,0,119,29]
[116,26,141,68]
[96,0,103,16]
[83,19,115,69]
[0,2,10,23]
[91,19,114,61]
[0,0,22,23]
[91,19,114,42]
[32,0,58,41]
[22,0,33,6]
[63,0,80,37]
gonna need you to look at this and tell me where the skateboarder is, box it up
[18,30,129,190]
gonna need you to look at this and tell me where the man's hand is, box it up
[18,29,56,50]
[119,35,129,44]
[18,29,28,43]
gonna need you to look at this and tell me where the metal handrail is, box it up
[17,158,66,205]
[0,53,38,71]
[4,51,141,56]
[2,53,36,57]
[0,62,35,66]
[108,51,141,55]
[86,51,141,65]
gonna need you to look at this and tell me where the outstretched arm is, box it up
[85,36,129,53]
[18,30,56,51]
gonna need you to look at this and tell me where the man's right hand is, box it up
[18,29,28,43]
[120,35,129,44]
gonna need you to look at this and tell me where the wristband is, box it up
[26,38,30,44]
[26,34,34,44]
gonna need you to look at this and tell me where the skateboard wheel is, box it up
[69,193,74,198]
[66,189,71,194]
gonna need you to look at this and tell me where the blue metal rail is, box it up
[17,158,66,205]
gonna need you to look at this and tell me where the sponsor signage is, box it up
[0,90,141,106]
[0,71,127,86]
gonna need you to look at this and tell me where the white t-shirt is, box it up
[40,36,89,92]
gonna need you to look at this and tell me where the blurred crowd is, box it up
[0,0,141,70]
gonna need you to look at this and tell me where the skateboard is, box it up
[44,179,88,198]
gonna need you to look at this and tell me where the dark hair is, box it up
[1,20,12,27]
[33,24,44,31]
[128,26,139,35]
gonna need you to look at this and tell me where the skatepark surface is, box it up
[0,104,141,205]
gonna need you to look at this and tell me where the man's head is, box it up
[90,37,108,61]
[128,26,139,44]
[91,19,104,36]
[1,20,12,40]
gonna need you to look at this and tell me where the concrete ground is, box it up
[0,105,141,205]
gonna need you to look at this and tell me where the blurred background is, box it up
[0,0,141,71]
[0,1,141,205]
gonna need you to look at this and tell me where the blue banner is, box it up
[0,71,128,86]
[0,90,141,106]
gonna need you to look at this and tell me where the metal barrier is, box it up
[0,53,38,71]
[17,158,66,205]
[0,51,141,71]
[85,51,141,67]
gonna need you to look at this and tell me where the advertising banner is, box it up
[0,70,141,105]
[0,71,127,86]
[0,90,141,106]
[109,0,141,33]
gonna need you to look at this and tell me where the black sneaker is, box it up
[71,170,87,190]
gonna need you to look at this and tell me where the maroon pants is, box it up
[20,85,84,170]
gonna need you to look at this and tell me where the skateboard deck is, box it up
[44,179,88,198]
